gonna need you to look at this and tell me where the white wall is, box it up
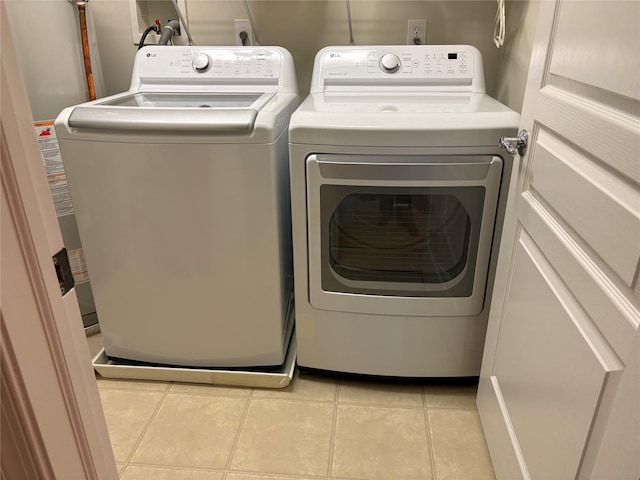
[5,0,105,121]
[494,0,540,112]
[90,0,505,97]
[7,0,538,117]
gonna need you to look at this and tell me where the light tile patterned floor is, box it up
[87,334,495,480]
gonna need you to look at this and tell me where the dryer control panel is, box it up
[312,45,484,93]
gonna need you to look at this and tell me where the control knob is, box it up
[379,53,401,73]
[192,53,212,73]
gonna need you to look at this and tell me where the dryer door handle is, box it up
[311,154,502,183]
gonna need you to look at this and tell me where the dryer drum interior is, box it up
[321,186,486,296]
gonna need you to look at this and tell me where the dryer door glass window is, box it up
[320,186,485,297]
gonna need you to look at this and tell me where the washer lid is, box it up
[68,92,274,133]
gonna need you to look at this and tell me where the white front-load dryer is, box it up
[289,45,520,377]
[55,46,298,368]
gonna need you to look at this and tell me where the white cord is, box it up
[493,0,505,48]
[346,0,355,45]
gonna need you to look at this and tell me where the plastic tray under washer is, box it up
[92,335,296,389]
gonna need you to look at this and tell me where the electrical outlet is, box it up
[407,19,427,45]
[234,19,253,46]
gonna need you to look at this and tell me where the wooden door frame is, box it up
[1,6,118,479]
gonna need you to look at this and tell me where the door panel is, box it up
[549,1,640,101]
[530,128,640,285]
[478,2,640,479]
[536,84,640,185]
[493,229,622,479]
[519,194,638,360]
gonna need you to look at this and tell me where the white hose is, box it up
[171,0,193,45]
[493,0,505,48]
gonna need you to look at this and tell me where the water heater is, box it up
[6,0,105,332]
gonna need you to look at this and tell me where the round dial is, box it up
[379,53,401,73]
[192,53,212,73]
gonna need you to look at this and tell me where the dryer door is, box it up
[306,154,502,317]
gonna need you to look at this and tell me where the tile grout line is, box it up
[326,381,341,479]
[424,405,439,480]
[99,385,251,398]
[230,396,336,406]
[125,461,225,473]
[425,405,480,413]
[336,401,425,410]
[98,388,168,393]
[223,386,255,473]
[422,383,428,408]
[156,391,252,399]
[424,384,441,480]
[226,469,328,479]
[123,383,172,465]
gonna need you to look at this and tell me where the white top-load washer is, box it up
[289,45,519,377]
[56,46,298,368]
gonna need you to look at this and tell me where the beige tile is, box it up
[131,394,247,469]
[116,462,126,477]
[120,465,224,480]
[332,405,433,480]
[338,378,424,408]
[425,382,478,410]
[98,390,164,462]
[226,475,316,480]
[230,399,334,476]
[170,382,252,397]
[253,370,336,402]
[428,410,495,480]
[97,376,171,392]
[86,332,104,359]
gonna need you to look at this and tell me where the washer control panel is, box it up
[129,46,298,92]
[314,45,483,92]
[138,48,281,78]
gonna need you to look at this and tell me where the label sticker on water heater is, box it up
[67,248,90,285]
[34,120,74,217]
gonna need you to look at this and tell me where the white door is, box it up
[477,1,640,479]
